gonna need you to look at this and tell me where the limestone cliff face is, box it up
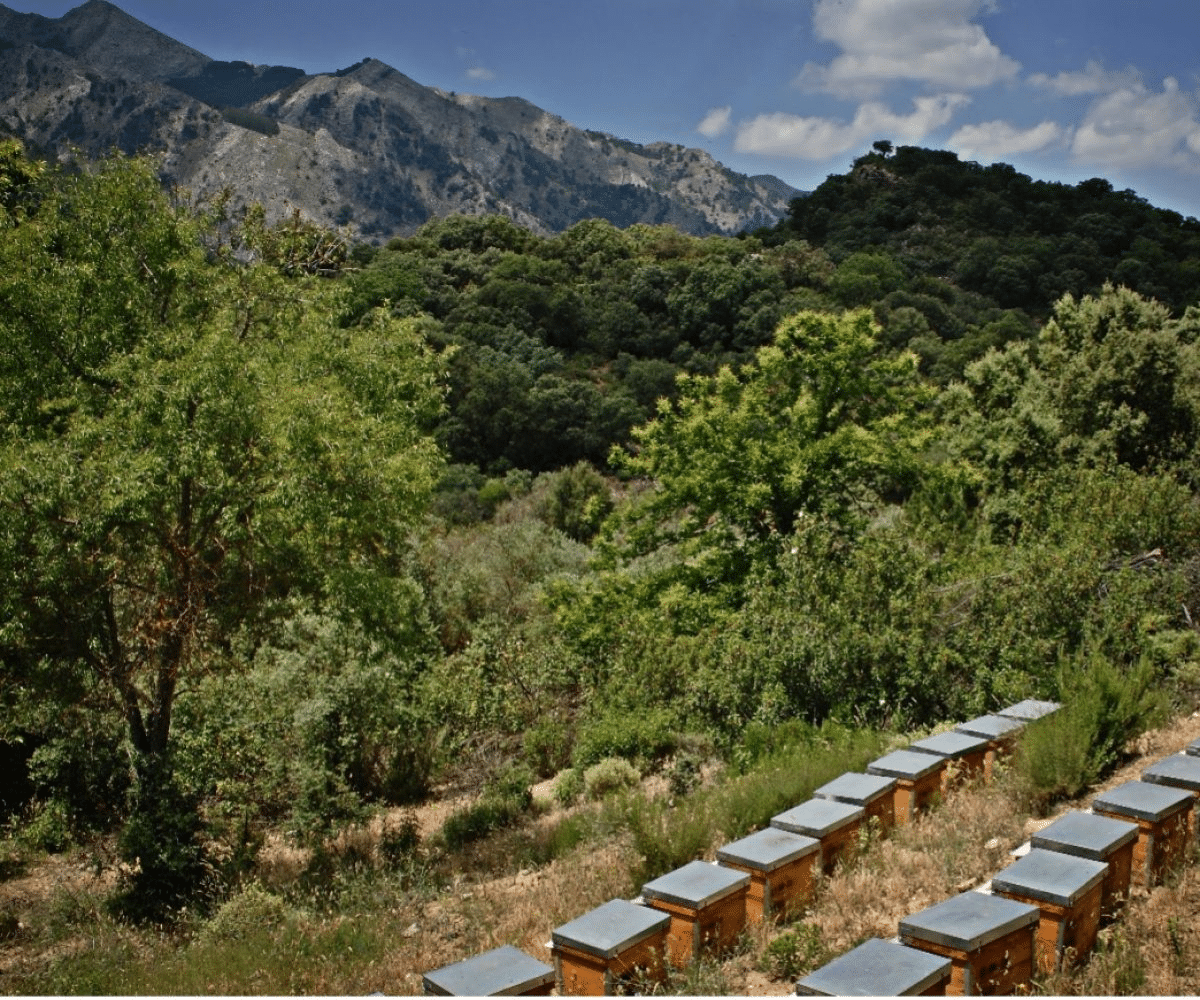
[0,2,797,240]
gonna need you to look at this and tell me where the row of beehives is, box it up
[419,701,1200,996]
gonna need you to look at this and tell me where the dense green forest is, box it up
[2,138,1199,923]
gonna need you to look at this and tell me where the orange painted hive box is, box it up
[814,771,898,834]
[715,827,820,922]
[423,944,556,996]
[954,715,1025,781]
[1030,810,1137,919]
[899,890,1040,995]
[1142,753,1200,835]
[770,797,863,873]
[640,860,749,967]
[990,848,1107,973]
[908,731,991,791]
[551,898,670,995]
[1093,780,1193,887]
[867,750,944,825]
[797,938,952,996]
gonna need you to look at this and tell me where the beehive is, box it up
[990,848,1107,973]
[770,798,864,873]
[1030,810,1137,919]
[899,891,1040,995]
[1142,753,1200,835]
[814,771,898,834]
[641,860,749,967]
[954,715,1025,780]
[551,899,670,995]
[867,750,945,824]
[908,731,991,792]
[796,938,953,996]
[1093,781,1193,886]
[1187,737,1200,758]
[715,827,820,922]
[997,699,1061,722]
[423,944,556,996]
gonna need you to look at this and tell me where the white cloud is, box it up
[949,119,1064,160]
[1071,77,1200,171]
[696,106,732,138]
[466,66,496,82]
[797,0,1020,99]
[735,93,970,160]
[1028,60,1144,97]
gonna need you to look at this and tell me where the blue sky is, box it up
[12,0,1200,218]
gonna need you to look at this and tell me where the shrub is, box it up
[572,707,677,771]
[199,884,293,944]
[583,757,640,800]
[523,718,573,779]
[553,768,583,807]
[1019,653,1167,811]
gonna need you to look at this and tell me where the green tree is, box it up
[0,152,443,910]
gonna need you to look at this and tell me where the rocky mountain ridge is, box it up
[0,0,799,239]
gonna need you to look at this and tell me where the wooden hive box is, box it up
[867,750,945,824]
[641,860,749,967]
[770,798,863,873]
[990,848,1107,973]
[797,938,952,996]
[997,700,1061,722]
[1093,780,1193,887]
[551,898,670,995]
[1030,810,1137,919]
[954,715,1025,781]
[909,731,991,792]
[1186,737,1200,758]
[1141,753,1200,835]
[715,827,820,923]
[899,890,1040,995]
[423,944,556,996]
[814,771,898,835]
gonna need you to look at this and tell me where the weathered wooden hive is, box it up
[770,797,864,873]
[640,860,749,967]
[990,848,1107,973]
[796,937,953,996]
[954,715,1025,780]
[899,890,1040,995]
[1030,810,1138,919]
[715,826,820,922]
[813,771,898,834]
[550,898,670,995]
[867,749,945,824]
[908,731,991,792]
[422,944,555,996]
[1092,780,1193,887]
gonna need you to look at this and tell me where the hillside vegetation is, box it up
[2,139,1200,991]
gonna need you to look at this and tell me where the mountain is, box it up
[0,0,799,240]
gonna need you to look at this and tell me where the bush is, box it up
[523,718,573,779]
[583,757,640,800]
[553,768,583,807]
[199,884,292,944]
[440,762,534,851]
[572,707,677,771]
[1020,653,1167,811]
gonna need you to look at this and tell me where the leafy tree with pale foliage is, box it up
[0,149,443,914]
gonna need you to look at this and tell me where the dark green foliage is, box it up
[108,757,212,924]
[760,925,830,980]
[543,461,613,542]
[440,762,533,851]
